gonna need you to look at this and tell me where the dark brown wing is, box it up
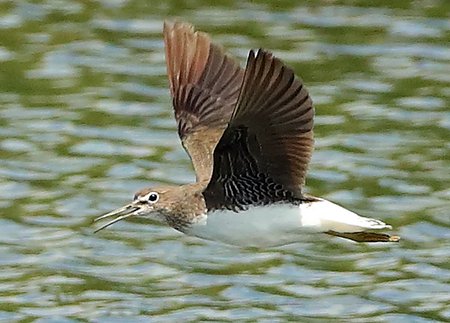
[163,21,244,182]
[203,49,314,211]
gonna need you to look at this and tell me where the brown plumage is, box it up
[164,21,244,183]
[203,49,314,210]
[326,231,401,242]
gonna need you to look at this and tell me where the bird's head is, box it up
[94,185,183,233]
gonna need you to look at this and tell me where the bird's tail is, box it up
[300,197,400,242]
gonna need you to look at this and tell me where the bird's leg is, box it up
[326,230,400,242]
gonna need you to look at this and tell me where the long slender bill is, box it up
[94,204,140,233]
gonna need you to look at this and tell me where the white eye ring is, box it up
[146,192,159,203]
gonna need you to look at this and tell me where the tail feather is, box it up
[300,198,393,232]
[326,230,400,243]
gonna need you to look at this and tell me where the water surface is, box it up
[0,1,449,321]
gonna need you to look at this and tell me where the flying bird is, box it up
[94,21,399,247]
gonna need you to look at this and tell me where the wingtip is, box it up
[163,19,175,34]
[251,48,274,60]
[163,20,196,35]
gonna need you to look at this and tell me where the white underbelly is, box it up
[185,199,391,247]
[187,204,303,247]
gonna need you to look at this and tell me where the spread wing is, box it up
[203,49,314,211]
[163,21,244,182]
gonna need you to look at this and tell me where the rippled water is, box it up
[1,1,449,321]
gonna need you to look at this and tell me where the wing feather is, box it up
[163,21,244,182]
[204,49,314,210]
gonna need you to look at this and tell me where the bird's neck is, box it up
[160,182,208,231]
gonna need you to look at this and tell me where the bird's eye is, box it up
[147,192,159,203]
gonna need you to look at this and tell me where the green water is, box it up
[0,1,449,321]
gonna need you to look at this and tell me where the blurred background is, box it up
[0,0,449,321]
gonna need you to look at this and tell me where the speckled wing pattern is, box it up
[163,21,244,183]
[203,49,315,211]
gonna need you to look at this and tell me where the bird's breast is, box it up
[185,203,307,247]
